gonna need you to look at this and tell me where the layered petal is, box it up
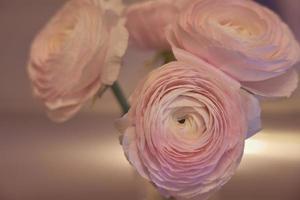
[167,0,300,97]
[27,0,128,122]
[125,0,184,50]
[242,69,299,98]
[118,55,261,199]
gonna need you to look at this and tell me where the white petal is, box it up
[240,90,262,138]
[101,17,129,85]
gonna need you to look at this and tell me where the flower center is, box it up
[169,111,205,140]
[177,118,186,124]
[219,19,253,37]
[211,6,264,39]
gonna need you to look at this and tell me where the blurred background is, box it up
[0,0,299,200]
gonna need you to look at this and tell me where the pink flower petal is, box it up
[242,69,299,98]
[27,0,128,122]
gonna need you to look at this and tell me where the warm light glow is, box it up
[244,131,300,160]
[244,139,266,155]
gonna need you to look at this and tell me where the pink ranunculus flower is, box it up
[125,0,186,50]
[28,0,128,122]
[167,0,300,97]
[117,50,261,200]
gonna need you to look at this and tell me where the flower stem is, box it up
[110,51,174,114]
[111,82,130,114]
[161,51,176,64]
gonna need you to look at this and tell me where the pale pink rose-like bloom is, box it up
[125,0,185,50]
[28,0,128,122]
[117,50,261,200]
[167,0,300,97]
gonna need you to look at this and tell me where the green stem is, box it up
[110,51,174,114]
[111,82,130,114]
[161,51,176,64]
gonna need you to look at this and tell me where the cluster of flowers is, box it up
[27,0,300,199]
